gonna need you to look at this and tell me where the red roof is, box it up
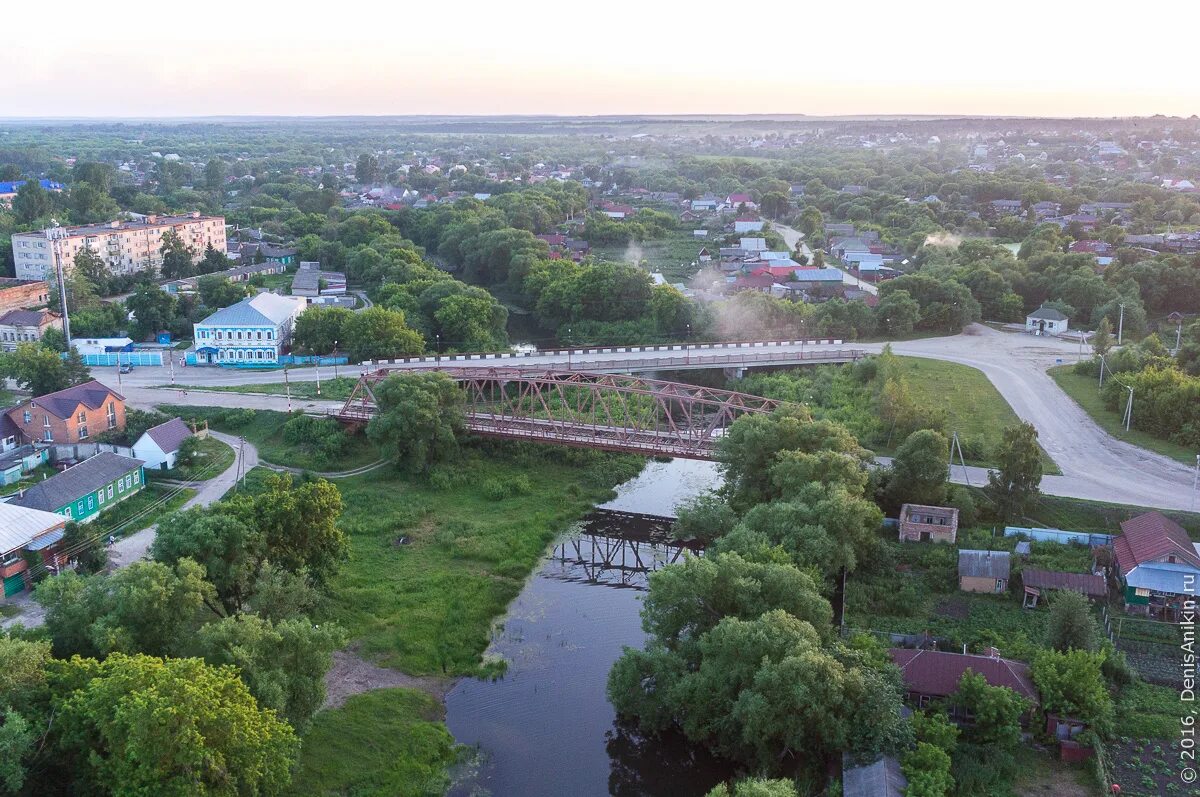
[728,193,753,203]
[736,216,761,222]
[537,234,566,247]
[750,265,797,278]
[889,649,1038,703]
[731,275,779,290]
[1114,512,1200,575]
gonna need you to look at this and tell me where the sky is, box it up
[3,0,1198,119]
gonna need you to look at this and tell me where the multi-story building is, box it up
[0,309,62,351]
[5,380,126,444]
[8,452,145,524]
[11,212,226,281]
[190,293,307,366]
[0,278,51,314]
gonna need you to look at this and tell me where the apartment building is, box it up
[11,212,226,281]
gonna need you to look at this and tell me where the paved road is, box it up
[773,222,878,295]
[106,324,1200,512]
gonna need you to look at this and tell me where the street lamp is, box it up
[313,346,321,397]
[567,327,573,370]
[435,333,441,365]
[685,323,691,364]
[332,340,339,380]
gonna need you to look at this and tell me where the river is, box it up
[445,458,738,796]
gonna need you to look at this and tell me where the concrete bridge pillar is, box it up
[723,367,746,380]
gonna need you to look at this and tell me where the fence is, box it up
[1004,526,1115,547]
[77,351,163,367]
[279,354,350,366]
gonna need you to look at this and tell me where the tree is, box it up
[1092,316,1113,358]
[984,422,1043,521]
[197,273,250,308]
[760,191,789,219]
[1045,589,1100,652]
[1031,649,1114,735]
[191,613,343,731]
[72,248,111,299]
[0,341,90,396]
[797,206,823,237]
[705,779,799,797]
[204,158,226,192]
[49,653,298,796]
[342,306,424,361]
[159,229,195,279]
[124,282,178,340]
[68,181,118,224]
[952,671,1027,747]
[355,153,380,184]
[199,242,231,274]
[61,520,108,574]
[12,179,52,224]
[902,742,954,797]
[672,492,738,545]
[0,636,52,794]
[366,372,465,474]
[887,429,950,507]
[293,305,353,354]
[151,510,264,616]
[875,289,921,336]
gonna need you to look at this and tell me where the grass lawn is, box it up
[287,688,457,797]
[149,435,235,482]
[1049,365,1198,466]
[0,464,57,496]
[592,228,710,282]
[1001,490,1200,538]
[172,376,359,402]
[166,405,381,472]
[95,483,196,539]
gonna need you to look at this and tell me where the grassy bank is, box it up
[1049,365,1198,466]
[97,483,196,539]
[286,688,457,797]
[148,436,236,482]
[1004,490,1200,538]
[172,376,359,402]
[166,405,381,472]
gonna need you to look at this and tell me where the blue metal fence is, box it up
[1004,526,1115,547]
[77,351,163,367]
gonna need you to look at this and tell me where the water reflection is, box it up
[446,459,735,796]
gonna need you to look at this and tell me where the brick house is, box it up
[958,549,1011,593]
[898,504,959,544]
[0,308,62,351]
[5,380,125,445]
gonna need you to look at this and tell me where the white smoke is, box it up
[623,241,645,266]
[923,232,963,248]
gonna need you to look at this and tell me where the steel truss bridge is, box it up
[546,512,702,590]
[337,366,785,460]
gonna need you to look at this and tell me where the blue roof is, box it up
[1126,561,1200,595]
[0,179,63,194]
[198,294,304,328]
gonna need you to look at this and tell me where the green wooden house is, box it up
[8,452,145,523]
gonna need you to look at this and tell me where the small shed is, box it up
[958,549,1011,593]
[1026,305,1069,335]
[842,753,907,797]
[1020,568,1107,608]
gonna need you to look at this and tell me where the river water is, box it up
[445,459,738,797]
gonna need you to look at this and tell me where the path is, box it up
[773,222,878,295]
[322,649,453,711]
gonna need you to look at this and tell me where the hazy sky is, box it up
[4,0,1197,118]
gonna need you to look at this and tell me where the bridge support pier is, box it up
[723,367,746,380]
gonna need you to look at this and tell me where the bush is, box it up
[281,414,348,468]
[481,475,533,501]
[945,486,977,528]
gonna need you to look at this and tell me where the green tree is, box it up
[159,229,195,279]
[984,422,1043,521]
[293,305,353,354]
[1092,316,1113,358]
[901,742,954,797]
[61,520,108,574]
[0,341,90,396]
[1045,589,1100,652]
[797,206,823,237]
[1031,649,1114,735]
[12,179,52,224]
[874,289,921,336]
[199,242,231,274]
[886,429,950,507]
[705,778,799,797]
[952,671,1027,747]
[191,613,343,731]
[0,636,52,794]
[672,492,738,545]
[760,191,789,219]
[68,181,119,224]
[342,306,424,361]
[49,653,298,796]
[72,247,111,299]
[366,372,465,474]
[204,158,226,192]
[197,273,251,308]
[151,510,263,616]
[355,153,380,184]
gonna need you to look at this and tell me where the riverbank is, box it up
[283,440,645,795]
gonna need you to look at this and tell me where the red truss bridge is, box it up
[337,367,785,460]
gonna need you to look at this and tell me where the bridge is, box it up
[364,338,866,375]
[337,366,785,460]
[546,511,702,591]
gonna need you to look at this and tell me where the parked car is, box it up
[119,363,133,374]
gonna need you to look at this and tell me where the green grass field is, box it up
[1009,490,1200,538]
[286,688,457,797]
[1049,365,1199,466]
[592,228,710,282]
[166,405,381,472]
[149,435,236,482]
[95,483,196,539]
[173,376,359,402]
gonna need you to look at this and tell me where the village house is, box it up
[734,217,765,233]
[9,452,145,524]
[5,380,125,445]
[131,417,194,471]
[958,549,1010,593]
[898,503,959,544]
[726,193,757,210]
[1114,511,1200,621]
[889,648,1038,720]
[0,503,69,598]
[0,308,62,351]
[190,293,307,366]
[1025,305,1069,335]
[989,199,1024,217]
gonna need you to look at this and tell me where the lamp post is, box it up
[1117,303,1125,346]
[566,327,572,370]
[313,346,321,397]
[435,333,441,365]
[685,323,691,364]
[332,340,339,380]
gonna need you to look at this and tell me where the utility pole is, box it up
[1176,316,1184,356]
[332,340,339,380]
[1193,454,1199,512]
[313,348,321,397]
[685,323,691,364]
[1117,303,1125,346]
[169,351,175,385]
[1098,355,1106,389]
[284,366,292,412]
[1123,386,1134,432]
[51,226,73,349]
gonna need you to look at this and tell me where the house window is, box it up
[98,489,104,505]
[256,331,262,340]
[118,479,123,494]
[77,500,84,513]
[107,402,116,429]
[132,470,139,484]
[78,422,88,440]
[107,485,113,499]
[266,330,273,340]
[22,410,30,423]
[87,496,94,510]
[63,506,71,517]
[216,330,223,340]
[237,331,243,340]
[125,475,132,489]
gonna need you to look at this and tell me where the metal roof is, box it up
[842,754,907,797]
[8,452,143,513]
[1021,568,1107,598]
[142,417,192,454]
[25,527,65,551]
[198,293,305,328]
[959,549,1011,579]
[0,503,67,554]
[1027,305,1068,321]
[1125,561,1200,595]
[14,380,123,421]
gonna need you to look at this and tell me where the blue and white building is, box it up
[189,293,307,366]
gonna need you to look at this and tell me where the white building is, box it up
[191,293,307,366]
[1025,305,1069,335]
[0,309,61,351]
[132,417,193,470]
[11,213,226,281]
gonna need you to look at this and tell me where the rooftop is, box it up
[8,452,143,513]
[890,648,1037,703]
[198,293,306,328]
[958,549,1011,579]
[1020,568,1107,598]
[1115,511,1200,575]
[142,417,192,455]
[1028,305,1068,321]
[15,379,123,421]
[14,212,218,240]
[0,503,67,555]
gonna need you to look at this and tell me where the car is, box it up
[118,363,133,374]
